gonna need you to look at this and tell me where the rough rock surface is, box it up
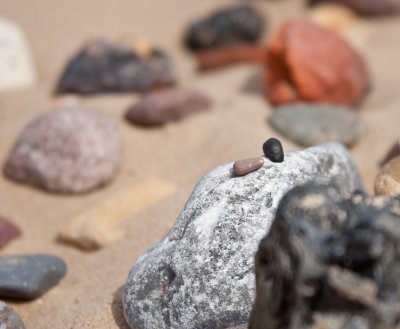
[375,155,400,197]
[0,217,21,249]
[264,20,370,107]
[0,301,26,329]
[123,143,362,329]
[250,183,400,329]
[125,89,212,126]
[184,4,265,51]
[0,255,67,300]
[56,39,175,94]
[309,0,400,16]
[3,107,122,194]
[268,103,365,147]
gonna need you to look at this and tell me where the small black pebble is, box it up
[263,138,284,163]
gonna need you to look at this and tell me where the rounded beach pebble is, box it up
[3,107,122,194]
[309,0,400,16]
[375,155,400,197]
[0,301,25,329]
[264,19,370,107]
[268,103,365,146]
[125,89,212,126]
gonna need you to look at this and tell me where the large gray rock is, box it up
[123,143,362,329]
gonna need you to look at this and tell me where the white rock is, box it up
[123,143,362,329]
[0,17,36,92]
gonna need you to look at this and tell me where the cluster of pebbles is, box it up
[2,1,400,329]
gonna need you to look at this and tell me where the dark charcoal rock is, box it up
[380,140,400,167]
[309,0,400,16]
[185,4,265,51]
[125,89,212,126]
[263,138,284,163]
[0,217,21,249]
[3,107,122,194]
[0,255,67,300]
[269,103,365,147]
[123,143,362,329]
[56,39,175,94]
[250,183,400,329]
[0,301,25,329]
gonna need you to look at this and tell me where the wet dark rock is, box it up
[0,301,25,329]
[309,0,400,16]
[250,183,400,329]
[185,4,265,51]
[3,107,122,194]
[123,143,361,329]
[269,103,365,147]
[0,217,21,249]
[0,255,67,300]
[263,138,284,163]
[125,89,212,126]
[380,140,400,167]
[56,39,175,94]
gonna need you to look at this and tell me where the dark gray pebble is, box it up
[268,103,365,147]
[263,138,284,163]
[0,301,25,329]
[0,255,67,300]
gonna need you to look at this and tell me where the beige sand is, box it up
[0,0,399,328]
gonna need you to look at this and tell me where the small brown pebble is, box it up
[233,157,264,176]
[125,89,212,126]
[197,44,265,71]
[264,19,370,107]
[0,217,21,249]
[375,155,400,196]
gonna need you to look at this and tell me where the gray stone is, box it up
[123,143,362,329]
[269,103,365,147]
[3,107,122,194]
[0,255,67,300]
[0,301,25,329]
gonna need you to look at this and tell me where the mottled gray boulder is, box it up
[123,143,362,329]
[0,301,25,329]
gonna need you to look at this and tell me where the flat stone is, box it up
[375,155,400,196]
[233,157,264,176]
[0,217,21,249]
[125,89,212,126]
[309,0,400,16]
[123,143,362,329]
[269,103,365,147]
[250,183,400,329]
[0,17,37,92]
[0,301,25,329]
[59,179,177,251]
[3,107,122,194]
[0,255,67,300]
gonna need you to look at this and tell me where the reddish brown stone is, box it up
[309,0,400,16]
[0,217,21,249]
[264,20,370,107]
[233,157,264,176]
[197,44,265,71]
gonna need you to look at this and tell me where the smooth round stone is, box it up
[269,103,365,147]
[263,138,284,163]
[0,255,67,300]
[233,157,264,176]
[3,107,122,194]
[375,156,400,197]
[0,301,25,329]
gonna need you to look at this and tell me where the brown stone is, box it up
[375,155,400,196]
[125,89,212,126]
[309,0,400,16]
[264,19,371,107]
[233,157,264,176]
[0,217,21,249]
[197,44,265,71]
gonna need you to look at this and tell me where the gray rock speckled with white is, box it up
[123,143,362,329]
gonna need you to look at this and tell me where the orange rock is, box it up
[264,20,370,107]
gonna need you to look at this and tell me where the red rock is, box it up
[0,217,21,249]
[264,20,370,107]
[233,157,264,176]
